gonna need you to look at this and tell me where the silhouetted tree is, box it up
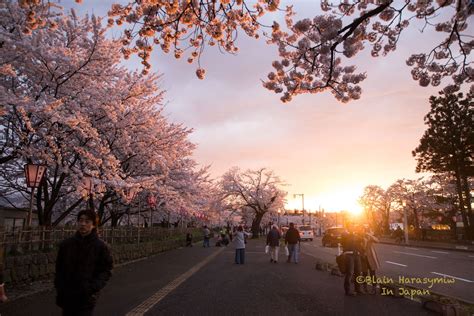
[412,92,473,239]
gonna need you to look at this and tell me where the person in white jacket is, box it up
[233,226,251,264]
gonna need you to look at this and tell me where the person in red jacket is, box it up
[55,210,113,316]
[284,223,301,263]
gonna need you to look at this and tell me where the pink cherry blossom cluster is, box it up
[10,0,473,103]
[263,8,367,103]
[403,0,473,94]
[14,0,62,35]
[219,167,286,219]
[263,0,472,102]
[107,0,279,77]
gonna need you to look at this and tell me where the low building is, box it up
[0,195,37,231]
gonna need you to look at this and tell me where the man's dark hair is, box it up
[77,209,99,226]
[289,223,294,228]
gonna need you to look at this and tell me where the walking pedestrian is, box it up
[284,223,301,263]
[186,233,193,247]
[233,226,250,264]
[266,225,281,263]
[202,225,211,248]
[0,270,8,302]
[393,226,404,243]
[55,209,113,315]
[360,228,380,294]
[341,225,363,296]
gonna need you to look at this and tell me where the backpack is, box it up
[336,253,346,274]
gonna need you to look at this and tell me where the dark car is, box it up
[322,227,347,247]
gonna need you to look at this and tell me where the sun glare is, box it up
[286,187,365,216]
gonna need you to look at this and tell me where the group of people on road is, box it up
[5,210,382,316]
[204,222,303,265]
[340,224,380,296]
[207,222,304,265]
[265,223,302,263]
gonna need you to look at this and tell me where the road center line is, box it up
[468,255,474,258]
[125,247,225,316]
[385,261,407,267]
[431,251,449,254]
[393,251,437,259]
[405,247,420,250]
[431,272,474,283]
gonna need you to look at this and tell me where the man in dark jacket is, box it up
[266,225,281,263]
[284,223,301,263]
[341,227,364,296]
[55,209,113,316]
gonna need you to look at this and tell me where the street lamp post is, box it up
[293,193,304,225]
[24,163,47,228]
[402,200,409,245]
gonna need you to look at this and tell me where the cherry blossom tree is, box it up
[101,0,472,103]
[219,167,286,237]
[0,3,126,225]
[423,173,460,230]
[359,185,393,234]
[387,178,437,237]
[1,2,211,227]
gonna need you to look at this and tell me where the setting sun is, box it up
[286,187,365,216]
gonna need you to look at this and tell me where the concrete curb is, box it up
[378,241,474,253]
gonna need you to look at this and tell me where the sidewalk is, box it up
[378,237,474,252]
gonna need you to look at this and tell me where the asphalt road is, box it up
[300,237,474,304]
[0,238,435,316]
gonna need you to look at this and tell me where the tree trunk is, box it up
[251,211,264,238]
[454,171,469,238]
[37,172,66,226]
[461,175,473,239]
[52,197,83,226]
[110,213,121,227]
[383,203,391,234]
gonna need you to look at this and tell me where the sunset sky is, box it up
[71,1,448,213]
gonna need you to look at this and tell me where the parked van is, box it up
[298,225,314,241]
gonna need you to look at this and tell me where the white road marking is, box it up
[393,251,437,259]
[405,247,420,250]
[468,255,474,258]
[125,247,225,316]
[431,272,474,283]
[385,261,407,267]
[431,251,449,254]
[455,246,468,250]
